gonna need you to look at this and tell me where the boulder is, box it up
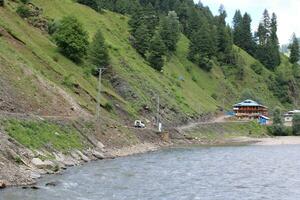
[92,150,105,159]
[0,180,6,189]
[96,141,105,150]
[31,158,54,170]
[76,150,90,162]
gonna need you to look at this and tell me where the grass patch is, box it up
[1,119,84,152]
[186,121,268,142]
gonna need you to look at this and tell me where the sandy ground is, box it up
[231,136,300,146]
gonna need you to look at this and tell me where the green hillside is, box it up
[0,0,299,131]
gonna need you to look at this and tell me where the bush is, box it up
[293,114,300,135]
[53,16,89,63]
[20,0,30,4]
[16,5,31,18]
[267,125,292,136]
[103,102,113,112]
[198,57,213,71]
[250,61,264,75]
[0,0,4,7]
[48,19,60,35]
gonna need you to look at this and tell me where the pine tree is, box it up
[134,23,151,56]
[77,0,100,11]
[148,32,166,71]
[269,13,281,67]
[232,10,243,48]
[188,21,214,71]
[159,11,180,52]
[241,13,255,55]
[288,33,300,64]
[215,5,234,64]
[255,10,280,70]
[88,29,110,68]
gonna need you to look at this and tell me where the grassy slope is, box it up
[185,122,268,143]
[0,0,296,141]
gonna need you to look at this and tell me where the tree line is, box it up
[77,0,236,72]
[233,9,300,69]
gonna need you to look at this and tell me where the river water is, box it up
[2,145,300,200]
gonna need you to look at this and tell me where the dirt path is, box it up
[177,115,244,131]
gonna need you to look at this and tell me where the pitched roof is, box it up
[233,99,266,108]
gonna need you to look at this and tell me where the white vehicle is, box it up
[134,120,146,128]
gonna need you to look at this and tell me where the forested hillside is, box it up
[1,0,300,186]
[0,0,300,128]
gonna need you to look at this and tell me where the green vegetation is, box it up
[148,31,166,71]
[53,16,89,63]
[268,107,292,136]
[0,0,4,7]
[289,33,300,64]
[0,0,299,152]
[186,122,268,142]
[1,119,84,152]
[233,9,281,70]
[293,114,300,135]
[88,29,110,73]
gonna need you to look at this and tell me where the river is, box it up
[2,145,300,200]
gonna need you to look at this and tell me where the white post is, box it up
[96,68,106,134]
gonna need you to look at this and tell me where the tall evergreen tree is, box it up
[133,23,151,56]
[188,21,214,71]
[88,29,110,68]
[216,5,234,64]
[148,31,166,71]
[241,13,255,55]
[232,10,243,48]
[159,11,181,52]
[269,13,281,67]
[255,10,280,70]
[288,33,300,64]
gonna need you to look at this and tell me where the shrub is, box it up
[0,0,4,7]
[211,93,218,100]
[20,0,30,4]
[103,102,113,112]
[53,16,89,63]
[16,5,31,18]
[293,114,300,135]
[267,125,292,136]
[14,156,23,164]
[198,57,213,71]
[250,61,264,75]
[48,19,60,35]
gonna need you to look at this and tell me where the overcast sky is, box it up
[197,0,300,45]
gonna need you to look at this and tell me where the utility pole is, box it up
[157,95,162,132]
[96,67,106,134]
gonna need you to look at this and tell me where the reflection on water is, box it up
[2,145,300,200]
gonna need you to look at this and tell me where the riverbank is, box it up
[2,134,300,189]
[1,118,299,189]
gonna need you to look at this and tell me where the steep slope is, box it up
[1,0,300,186]
[1,0,298,131]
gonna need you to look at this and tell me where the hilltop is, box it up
[0,0,299,186]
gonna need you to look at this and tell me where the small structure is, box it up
[134,120,145,128]
[284,110,300,126]
[233,99,268,120]
[259,115,270,125]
